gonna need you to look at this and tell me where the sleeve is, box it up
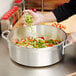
[53,0,76,22]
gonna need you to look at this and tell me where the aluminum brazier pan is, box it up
[2,25,70,67]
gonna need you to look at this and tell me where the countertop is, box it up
[0,36,76,76]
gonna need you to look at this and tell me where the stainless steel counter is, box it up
[0,36,76,76]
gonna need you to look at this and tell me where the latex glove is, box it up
[23,10,45,25]
[68,32,76,43]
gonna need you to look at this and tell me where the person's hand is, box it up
[23,10,45,25]
[68,32,76,43]
[22,10,57,25]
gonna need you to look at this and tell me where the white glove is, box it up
[23,10,45,25]
[68,32,76,43]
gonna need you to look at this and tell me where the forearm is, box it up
[53,0,76,22]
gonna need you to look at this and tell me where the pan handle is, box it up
[64,37,72,48]
[64,41,72,48]
[1,30,10,41]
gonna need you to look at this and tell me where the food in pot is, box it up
[13,37,62,48]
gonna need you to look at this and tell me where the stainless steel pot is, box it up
[2,25,71,67]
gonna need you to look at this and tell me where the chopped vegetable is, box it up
[15,37,62,48]
[51,23,66,30]
[25,14,33,26]
[28,8,37,12]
